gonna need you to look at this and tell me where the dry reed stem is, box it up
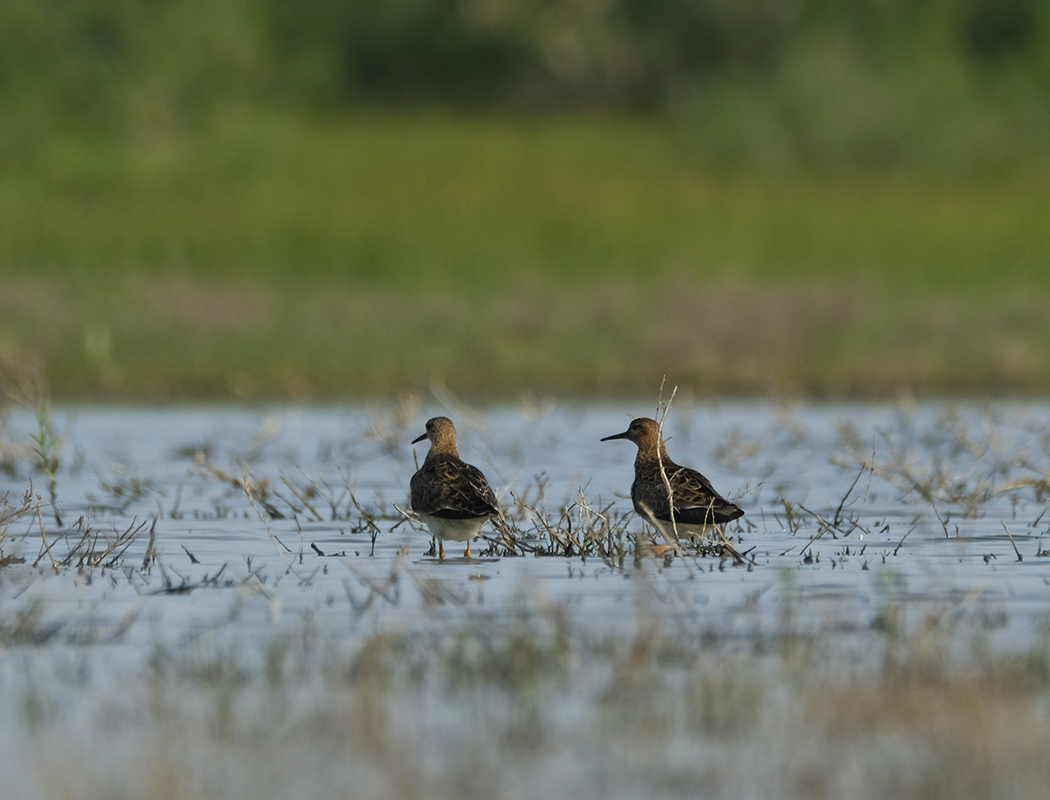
[653,378,684,554]
[34,505,59,574]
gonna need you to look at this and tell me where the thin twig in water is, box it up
[142,517,158,571]
[797,520,834,557]
[794,503,841,540]
[832,462,868,527]
[893,517,919,556]
[281,474,324,522]
[931,504,951,538]
[1001,522,1023,562]
[35,506,59,574]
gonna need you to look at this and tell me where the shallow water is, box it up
[2,400,1048,649]
[3,400,1050,799]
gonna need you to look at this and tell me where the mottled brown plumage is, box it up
[601,417,743,541]
[410,416,499,558]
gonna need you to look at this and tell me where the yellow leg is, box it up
[464,541,472,559]
[439,540,446,559]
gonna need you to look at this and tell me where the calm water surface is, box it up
[2,400,1048,650]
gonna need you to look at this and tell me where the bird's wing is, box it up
[668,467,743,523]
[635,465,743,525]
[411,457,499,519]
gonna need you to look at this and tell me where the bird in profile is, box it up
[410,416,500,559]
[601,417,743,543]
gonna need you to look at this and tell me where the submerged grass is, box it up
[2,400,1050,796]
[4,582,1050,800]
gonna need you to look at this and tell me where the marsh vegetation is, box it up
[3,4,1050,792]
[3,1,1050,400]
[1,398,1049,798]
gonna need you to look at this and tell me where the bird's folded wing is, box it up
[414,460,499,519]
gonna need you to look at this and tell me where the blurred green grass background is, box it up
[2,0,1049,401]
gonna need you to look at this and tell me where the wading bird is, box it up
[601,417,743,543]
[410,416,500,559]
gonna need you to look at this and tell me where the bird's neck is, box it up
[425,443,460,463]
[635,443,672,471]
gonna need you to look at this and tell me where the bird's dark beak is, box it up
[411,433,427,444]
[600,430,629,442]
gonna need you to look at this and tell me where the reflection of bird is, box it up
[601,417,744,542]
[410,416,499,559]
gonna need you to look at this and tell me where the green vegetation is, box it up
[2,114,1050,400]
[2,0,1049,400]
[4,0,1049,145]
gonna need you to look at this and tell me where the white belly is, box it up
[649,516,713,542]
[420,514,489,543]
